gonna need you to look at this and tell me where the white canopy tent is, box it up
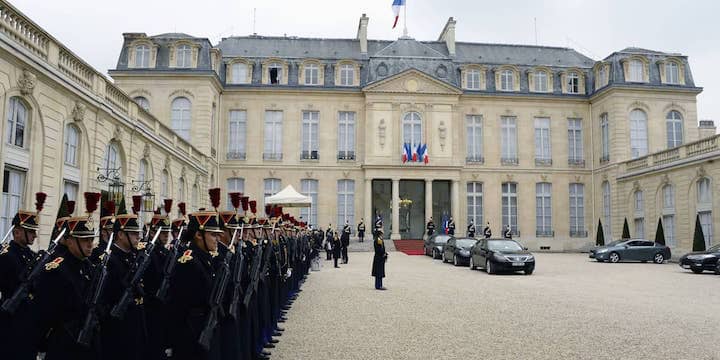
[264,185,312,208]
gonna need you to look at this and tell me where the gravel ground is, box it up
[272,253,720,360]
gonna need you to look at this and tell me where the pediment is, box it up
[362,69,462,95]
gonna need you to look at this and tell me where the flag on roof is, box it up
[392,0,406,29]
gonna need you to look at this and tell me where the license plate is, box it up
[682,265,691,269]
[512,262,525,266]
[695,264,703,267]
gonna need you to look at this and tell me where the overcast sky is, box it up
[12,0,720,123]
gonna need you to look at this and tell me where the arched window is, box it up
[697,178,713,247]
[138,159,148,183]
[629,109,648,158]
[178,177,185,201]
[176,44,192,68]
[628,60,644,82]
[135,45,150,68]
[161,169,169,201]
[662,184,676,246]
[697,178,712,205]
[171,97,191,141]
[64,125,79,166]
[402,112,422,150]
[103,143,122,178]
[231,62,249,84]
[466,69,480,90]
[6,97,28,148]
[500,70,514,91]
[134,96,150,112]
[666,111,683,148]
[600,113,610,162]
[226,177,245,210]
[602,181,611,237]
[268,62,282,84]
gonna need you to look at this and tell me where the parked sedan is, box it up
[424,234,452,259]
[589,239,671,263]
[469,239,535,275]
[441,237,478,266]
[678,243,720,274]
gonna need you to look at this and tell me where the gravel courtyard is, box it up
[272,252,719,360]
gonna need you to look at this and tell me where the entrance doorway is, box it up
[432,180,452,233]
[399,180,425,239]
[372,179,391,239]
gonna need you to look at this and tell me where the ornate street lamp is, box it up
[97,166,125,204]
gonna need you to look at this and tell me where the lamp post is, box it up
[132,180,155,234]
[97,166,125,205]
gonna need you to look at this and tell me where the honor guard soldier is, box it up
[357,218,366,242]
[171,202,188,248]
[168,211,224,360]
[0,192,45,360]
[467,220,476,238]
[91,200,115,264]
[371,222,388,290]
[341,221,351,264]
[426,217,435,237]
[483,222,492,239]
[447,217,456,236]
[504,225,513,239]
[143,200,174,360]
[99,210,147,360]
[28,193,101,360]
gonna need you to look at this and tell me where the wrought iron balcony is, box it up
[301,150,319,160]
[570,230,588,238]
[337,151,355,161]
[536,230,554,237]
[263,152,283,161]
[501,157,518,165]
[226,151,246,160]
[465,155,485,164]
[568,158,585,167]
[534,158,553,166]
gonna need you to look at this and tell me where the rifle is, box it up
[109,228,161,319]
[76,232,113,347]
[1,228,66,314]
[242,240,264,308]
[0,225,14,245]
[155,226,184,303]
[198,241,232,351]
[227,227,246,319]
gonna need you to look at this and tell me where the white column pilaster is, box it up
[425,179,433,223]
[364,178,372,227]
[391,178,401,240]
[451,180,460,223]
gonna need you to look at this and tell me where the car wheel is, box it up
[486,260,495,275]
[691,268,703,274]
[609,252,620,263]
[469,257,476,270]
[524,268,533,275]
[453,255,459,267]
[715,261,720,275]
[653,253,665,264]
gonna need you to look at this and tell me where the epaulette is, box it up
[209,250,219,258]
[178,249,193,264]
[0,244,9,255]
[137,242,147,251]
[45,257,64,271]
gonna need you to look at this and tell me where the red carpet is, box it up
[393,239,425,255]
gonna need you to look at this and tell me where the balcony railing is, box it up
[501,157,518,165]
[466,155,485,164]
[570,230,588,238]
[226,151,246,160]
[600,155,610,163]
[620,135,720,175]
[535,158,553,166]
[301,150,319,160]
[263,153,283,161]
[337,151,355,161]
[568,159,585,167]
[536,230,554,237]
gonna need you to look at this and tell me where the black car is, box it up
[441,237,478,266]
[469,238,535,275]
[678,243,720,274]
[424,234,451,259]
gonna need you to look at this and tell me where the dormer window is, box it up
[598,66,607,88]
[466,69,480,90]
[567,72,579,94]
[500,70,514,91]
[665,62,679,84]
[534,71,548,92]
[135,45,150,68]
[231,63,249,84]
[628,59,644,82]
[340,64,354,86]
[304,63,319,85]
[176,45,192,68]
[269,63,282,84]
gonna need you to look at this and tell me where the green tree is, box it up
[621,218,631,239]
[693,214,706,252]
[55,193,70,219]
[654,217,665,245]
[117,196,127,215]
[596,219,605,246]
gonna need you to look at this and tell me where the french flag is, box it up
[392,0,406,29]
[402,143,412,163]
[416,143,429,164]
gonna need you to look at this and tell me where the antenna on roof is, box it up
[253,8,257,35]
[534,17,538,46]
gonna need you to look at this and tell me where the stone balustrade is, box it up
[621,134,720,174]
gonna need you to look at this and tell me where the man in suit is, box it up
[426,217,435,237]
[447,217,456,236]
[340,221,351,264]
[371,227,387,290]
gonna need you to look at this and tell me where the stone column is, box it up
[451,180,460,224]
[425,179,433,223]
[391,178,401,240]
[364,178,372,227]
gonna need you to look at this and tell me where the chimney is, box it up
[357,13,369,56]
[438,17,456,57]
[699,120,716,139]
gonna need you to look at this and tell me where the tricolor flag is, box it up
[416,143,428,164]
[402,143,412,163]
[392,0,406,29]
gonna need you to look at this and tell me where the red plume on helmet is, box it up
[178,202,187,216]
[249,200,257,214]
[132,195,142,214]
[240,196,249,212]
[163,199,173,215]
[229,192,242,211]
[35,192,47,213]
[67,201,76,215]
[84,192,101,214]
[264,204,272,216]
[282,214,290,221]
[105,201,116,216]
[208,188,221,210]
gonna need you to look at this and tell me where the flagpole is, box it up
[403,1,408,37]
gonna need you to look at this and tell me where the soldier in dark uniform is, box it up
[332,231,342,268]
[99,213,147,360]
[371,225,388,291]
[142,200,173,360]
[426,217,435,237]
[171,202,188,248]
[504,225,513,239]
[357,218,366,242]
[90,200,115,265]
[217,195,245,360]
[467,220,476,238]
[483,222,492,239]
[324,225,333,260]
[28,208,99,359]
[448,217,456,236]
[167,211,223,360]
[341,221,350,264]
[0,193,44,360]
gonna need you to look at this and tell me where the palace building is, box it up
[1,3,718,253]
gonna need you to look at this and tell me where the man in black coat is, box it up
[483,222,492,239]
[447,217,456,236]
[332,232,342,268]
[371,228,387,290]
[467,220,476,238]
[357,219,365,243]
[324,225,333,260]
[142,212,172,360]
[426,217,435,237]
[340,221,351,264]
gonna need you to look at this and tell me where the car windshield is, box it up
[433,235,450,244]
[456,239,477,248]
[487,240,523,252]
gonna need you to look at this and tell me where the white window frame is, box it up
[666,111,683,148]
[634,218,645,239]
[176,44,192,68]
[337,111,355,160]
[226,177,245,210]
[304,63,320,85]
[467,182,483,231]
[402,112,422,149]
[535,183,552,236]
[567,118,583,164]
[133,96,150,112]
[534,117,551,163]
[64,125,79,167]
[600,113,609,161]
[500,70,514,91]
[103,143,122,180]
[137,159,147,183]
[534,71,548,92]
[569,183,585,235]
[466,115,483,162]
[135,45,150,68]
[6,97,28,148]
[339,64,354,86]
[264,111,283,159]
[336,180,354,230]
[171,97,191,141]
[502,182,518,234]
[630,109,648,159]
[662,185,675,246]
[501,116,517,163]
[63,180,78,202]
[301,111,319,159]
[228,110,247,159]
[634,190,644,216]
[466,69,480,90]
[628,59,644,82]
[567,72,580,94]
[602,181,611,237]
[1,167,26,236]
[666,62,679,84]
[263,178,281,209]
[231,62,249,84]
[301,179,319,225]
[698,211,713,248]
[697,178,712,208]
[268,63,282,84]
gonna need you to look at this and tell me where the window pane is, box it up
[226,177,245,210]
[171,97,191,141]
[336,180,354,230]
[1,168,26,236]
[228,110,247,156]
[630,110,648,158]
[466,182,483,230]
